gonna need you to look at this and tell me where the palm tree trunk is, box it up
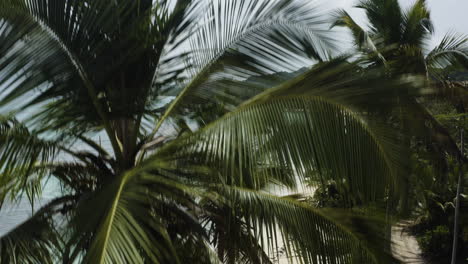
[451,127,464,264]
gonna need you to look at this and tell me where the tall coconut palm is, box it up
[332,0,468,78]
[332,0,468,131]
[0,0,416,263]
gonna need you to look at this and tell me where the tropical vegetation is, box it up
[0,0,466,263]
[333,0,468,261]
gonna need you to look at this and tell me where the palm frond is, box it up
[211,186,380,263]
[0,1,124,160]
[401,0,432,47]
[70,168,198,264]
[70,160,393,263]
[41,162,113,194]
[330,10,387,65]
[426,32,468,74]
[0,196,72,264]
[331,9,368,49]
[0,4,72,111]
[319,208,400,263]
[156,92,405,203]
[149,0,338,139]
[355,0,403,45]
[199,198,273,263]
[1,0,194,159]
[1,0,147,159]
[0,116,60,203]
[154,60,421,196]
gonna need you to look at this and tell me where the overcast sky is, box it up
[327,0,468,49]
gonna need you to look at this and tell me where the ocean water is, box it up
[0,179,312,235]
[0,178,61,236]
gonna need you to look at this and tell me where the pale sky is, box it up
[327,0,468,49]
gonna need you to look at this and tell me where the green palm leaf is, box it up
[0,196,72,264]
[155,60,418,203]
[0,116,60,203]
[210,186,380,263]
[401,0,433,47]
[355,0,403,45]
[0,4,72,111]
[71,161,391,263]
[70,168,198,264]
[331,9,372,51]
[149,0,338,139]
[159,96,399,202]
[427,32,468,71]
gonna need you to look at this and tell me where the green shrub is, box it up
[416,225,452,258]
[310,182,350,208]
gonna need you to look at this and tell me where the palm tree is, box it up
[332,0,468,78]
[0,0,416,263]
[332,0,468,134]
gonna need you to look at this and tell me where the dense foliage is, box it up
[332,0,468,262]
[0,0,466,263]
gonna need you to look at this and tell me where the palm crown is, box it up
[0,0,422,263]
[333,0,468,78]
